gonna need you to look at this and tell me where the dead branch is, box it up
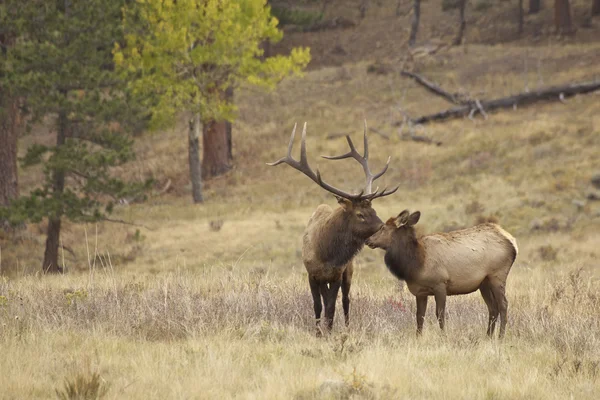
[396,80,600,125]
[153,179,172,197]
[401,71,466,105]
[401,133,443,146]
[369,127,391,140]
[101,217,155,231]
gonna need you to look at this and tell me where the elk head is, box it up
[335,197,384,241]
[267,121,399,239]
[367,210,421,250]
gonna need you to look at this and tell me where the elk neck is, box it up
[384,229,424,282]
[315,207,365,268]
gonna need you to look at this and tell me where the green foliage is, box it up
[114,0,311,128]
[0,0,151,228]
[64,289,89,306]
[270,6,323,27]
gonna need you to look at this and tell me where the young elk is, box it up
[367,210,518,338]
[268,122,398,335]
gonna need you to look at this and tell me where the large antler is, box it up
[322,120,399,200]
[267,122,398,201]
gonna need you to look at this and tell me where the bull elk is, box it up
[367,210,518,338]
[268,122,398,335]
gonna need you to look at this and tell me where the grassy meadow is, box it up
[2,1,600,398]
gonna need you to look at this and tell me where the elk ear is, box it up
[336,196,353,211]
[407,211,421,226]
[394,209,410,227]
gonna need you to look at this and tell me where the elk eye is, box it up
[356,213,365,220]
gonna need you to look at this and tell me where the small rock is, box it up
[587,189,600,201]
[209,219,224,232]
[572,199,586,209]
[592,172,600,189]
[366,61,392,75]
[530,218,543,231]
[331,45,347,56]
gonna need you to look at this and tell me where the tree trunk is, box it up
[359,0,369,19]
[43,218,63,273]
[0,33,19,229]
[0,96,19,209]
[225,86,234,162]
[593,0,600,16]
[259,39,271,60]
[188,114,203,203]
[42,110,67,274]
[554,0,574,34]
[396,0,404,16]
[408,0,421,47]
[202,119,232,179]
[453,0,467,45]
[529,0,541,13]
[518,0,525,34]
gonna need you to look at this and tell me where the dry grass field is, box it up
[1,1,600,398]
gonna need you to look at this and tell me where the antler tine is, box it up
[266,123,297,167]
[268,122,399,202]
[267,123,360,200]
[368,185,400,200]
[363,119,369,160]
[300,122,308,164]
[321,135,359,160]
[372,156,391,182]
[321,121,386,195]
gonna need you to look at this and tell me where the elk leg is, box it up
[309,276,323,336]
[342,267,352,327]
[490,281,508,338]
[434,288,447,331]
[416,295,428,335]
[323,280,341,332]
[479,280,499,337]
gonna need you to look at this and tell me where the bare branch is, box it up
[401,71,466,105]
[100,217,154,231]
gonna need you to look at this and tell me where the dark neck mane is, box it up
[384,231,423,282]
[315,209,364,267]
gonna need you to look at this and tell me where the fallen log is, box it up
[400,71,466,105]
[396,80,600,126]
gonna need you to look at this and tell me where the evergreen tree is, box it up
[0,0,150,273]
[114,0,310,203]
[0,14,20,227]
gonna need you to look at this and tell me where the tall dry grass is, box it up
[1,262,599,399]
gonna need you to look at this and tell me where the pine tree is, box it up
[0,0,150,273]
[0,20,20,228]
[114,0,310,203]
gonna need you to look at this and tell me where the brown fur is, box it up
[268,123,398,335]
[303,198,383,335]
[367,210,518,338]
